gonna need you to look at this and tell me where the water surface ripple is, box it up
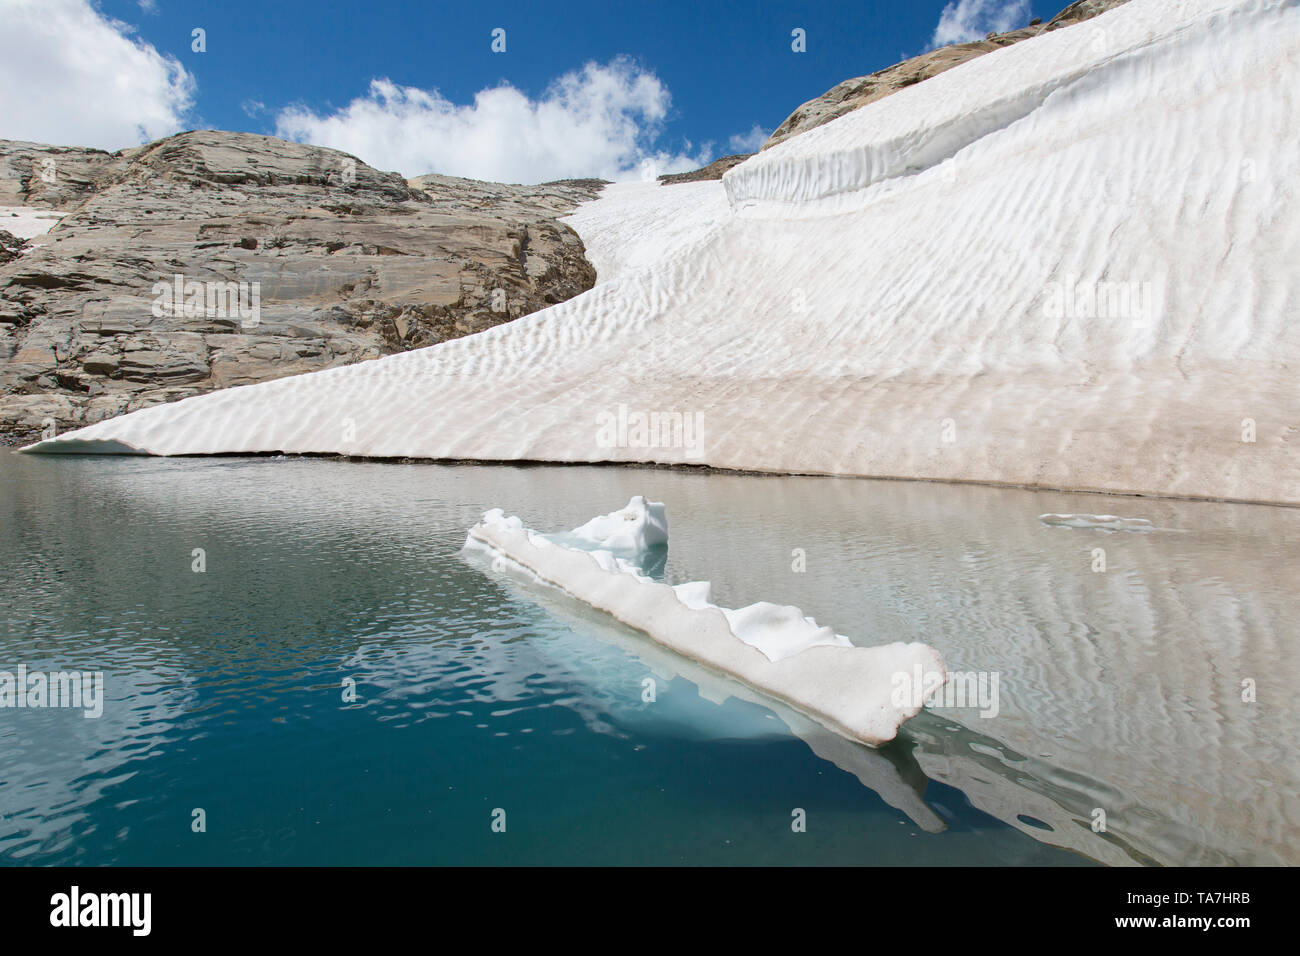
[1,455,1294,865]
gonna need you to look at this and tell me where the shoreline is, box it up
[13,445,1298,510]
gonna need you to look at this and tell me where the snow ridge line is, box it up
[722,0,1286,209]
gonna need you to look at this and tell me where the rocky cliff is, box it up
[0,131,603,444]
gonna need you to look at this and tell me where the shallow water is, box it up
[1,454,1295,865]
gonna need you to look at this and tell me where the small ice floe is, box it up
[1038,513,1154,532]
[465,497,945,746]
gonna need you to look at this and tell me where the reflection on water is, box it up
[0,454,1294,865]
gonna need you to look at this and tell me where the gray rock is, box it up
[658,155,754,185]
[0,230,24,264]
[0,130,606,443]
[0,140,120,210]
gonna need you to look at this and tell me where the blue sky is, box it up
[1,0,1047,181]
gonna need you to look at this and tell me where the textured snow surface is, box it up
[465,499,944,745]
[0,206,62,240]
[25,0,1300,505]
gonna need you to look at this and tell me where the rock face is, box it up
[0,131,603,444]
[763,0,1133,150]
[657,154,753,185]
[0,230,24,265]
[0,140,120,210]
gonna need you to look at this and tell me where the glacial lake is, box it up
[1,453,1295,865]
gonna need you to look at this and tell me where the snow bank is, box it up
[0,206,62,240]
[24,0,1300,506]
[465,498,945,746]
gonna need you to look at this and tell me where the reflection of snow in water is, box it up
[1038,514,1154,532]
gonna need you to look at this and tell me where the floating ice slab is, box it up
[465,498,945,746]
[24,0,1300,505]
[1038,513,1154,531]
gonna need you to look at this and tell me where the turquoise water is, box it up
[1,454,1295,865]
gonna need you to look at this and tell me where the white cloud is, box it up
[931,0,1033,47]
[0,0,193,148]
[275,58,708,183]
[138,0,158,13]
[727,124,769,154]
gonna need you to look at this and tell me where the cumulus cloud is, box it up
[726,124,769,154]
[932,0,1033,47]
[275,58,709,183]
[0,0,193,148]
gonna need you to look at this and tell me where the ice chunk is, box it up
[465,499,945,746]
[479,507,523,532]
[569,495,668,553]
[1038,513,1154,531]
[671,580,713,610]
